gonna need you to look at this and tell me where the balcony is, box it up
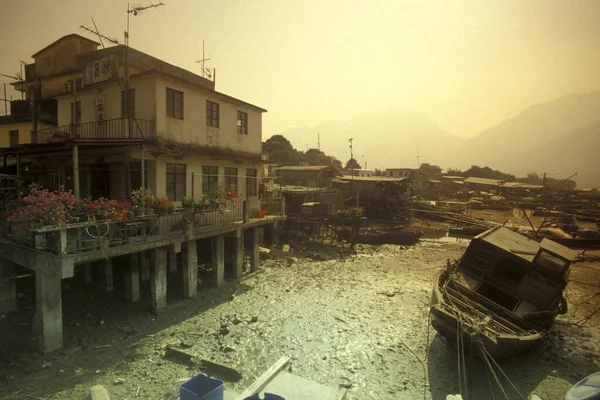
[1,197,285,260]
[33,117,155,144]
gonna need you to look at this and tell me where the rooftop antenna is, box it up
[195,41,211,79]
[80,21,119,45]
[317,132,320,150]
[1,71,24,101]
[125,1,164,190]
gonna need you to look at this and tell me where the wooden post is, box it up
[232,229,244,279]
[251,227,262,271]
[72,145,80,198]
[243,200,249,223]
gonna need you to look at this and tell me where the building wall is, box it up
[130,148,262,201]
[57,74,157,126]
[154,75,262,155]
[0,121,54,147]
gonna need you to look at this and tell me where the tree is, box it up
[262,135,301,165]
[303,148,343,172]
[345,158,361,170]
[462,165,516,182]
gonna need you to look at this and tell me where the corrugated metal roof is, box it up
[338,175,406,182]
[464,177,505,186]
[501,182,543,189]
[276,165,330,171]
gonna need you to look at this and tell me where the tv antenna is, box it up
[195,41,212,79]
[0,70,24,101]
[127,2,165,46]
[80,20,119,46]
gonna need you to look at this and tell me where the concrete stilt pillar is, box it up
[151,247,167,313]
[168,251,178,273]
[251,227,262,272]
[211,235,225,286]
[140,251,151,281]
[0,261,17,314]
[231,229,244,279]
[182,240,197,298]
[35,271,63,352]
[83,263,92,283]
[124,253,140,302]
[101,259,114,292]
[271,221,280,246]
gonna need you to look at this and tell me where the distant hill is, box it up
[278,106,462,170]
[459,92,600,188]
[274,92,600,188]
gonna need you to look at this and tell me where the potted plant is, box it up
[154,196,176,215]
[182,196,196,211]
[131,187,154,216]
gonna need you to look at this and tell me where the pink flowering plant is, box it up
[86,198,130,221]
[5,186,82,230]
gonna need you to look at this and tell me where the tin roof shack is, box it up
[463,177,505,194]
[275,165,337,188]
[500,182,545,198]
[333,175,410,219]
[430,226,579,358]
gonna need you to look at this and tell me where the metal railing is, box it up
[2,198,284,256]
[33,117,155,144]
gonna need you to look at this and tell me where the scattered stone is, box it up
[88,384,110,400]
[232,317,242,325]
[113,377,126,385]
[95,370,101,374]
[180,340,194,349]
[249,316,258,323]
[41,361,52,369]
[219,324,230,335]
[222,346,235,353]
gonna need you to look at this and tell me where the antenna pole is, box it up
[318,132,320,150]
[3,83,6,115]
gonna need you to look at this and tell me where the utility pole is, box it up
[317,132,320,150]
[349,137,354,200]
[126,1,164,189]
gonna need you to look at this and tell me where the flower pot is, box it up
[145,208,155,216]
[134,208,145,217]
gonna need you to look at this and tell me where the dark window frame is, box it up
[8,130,19,148]
[202,166,219,194]
[224,167,238,193]
[246,168,258,197]
[121,88,136,118]
[206,100,220,128]
[236,111,248,134]
[166,163,186,201]
[166,88,184,120]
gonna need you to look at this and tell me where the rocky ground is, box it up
[0,237,599,400]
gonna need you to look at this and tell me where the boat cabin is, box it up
[453,226,578,320]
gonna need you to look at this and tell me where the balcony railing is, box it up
[1,198,285,256]
[33,117,155,144]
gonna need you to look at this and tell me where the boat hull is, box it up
[430,283,545,359]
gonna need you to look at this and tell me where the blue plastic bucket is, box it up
[180,374,224,400]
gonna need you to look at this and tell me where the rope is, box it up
[479,343,510,400]
[480,343,526,400]
[397,336,428,400]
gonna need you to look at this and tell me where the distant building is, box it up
[419,163,442,177]
[384,168,417,179]
[275,165,337,187]
[464,177,505,193]
[344,169,374,178]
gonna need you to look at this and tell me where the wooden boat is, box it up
[448,226,487,237]
[430,226,578,359]
[357,228,422,245]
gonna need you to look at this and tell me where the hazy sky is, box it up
[1,0,599,139]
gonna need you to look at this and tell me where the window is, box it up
[225,167,238,193]
[246,168,257,197]
[166,163,186,200]
[202,166,218,194]
[166,88,184,119]
[237,111,248,134]
[121,89,136,118]
[9,130,19,148]
[130,162,148,191]
[70,101,81,125]
[206,100,219,128]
